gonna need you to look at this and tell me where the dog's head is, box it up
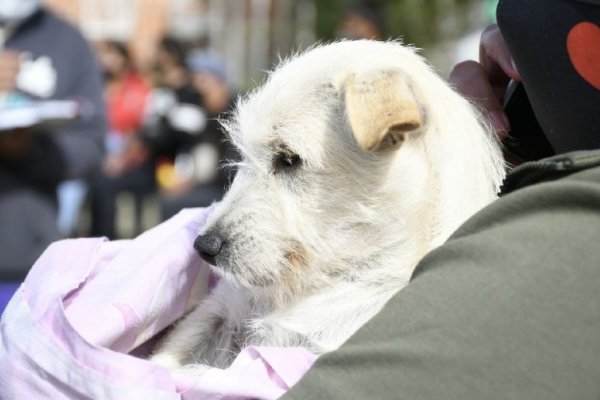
[195,40,505,301]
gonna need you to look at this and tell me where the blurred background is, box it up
[47,0,498,88]
[0,0,499,294]
[45,0,500,239]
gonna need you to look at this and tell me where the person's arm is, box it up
[0,49,69,193]
[0,50,20,92]
[495,0,600,153]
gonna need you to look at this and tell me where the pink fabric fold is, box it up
[0,207,317,399]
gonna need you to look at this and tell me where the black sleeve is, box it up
[497,0,600,154]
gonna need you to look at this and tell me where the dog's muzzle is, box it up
[194,232,223,266]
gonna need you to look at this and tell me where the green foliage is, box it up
[314,0,482,48]
[314,0,348,39]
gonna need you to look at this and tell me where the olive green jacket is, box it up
[284,150,600,399]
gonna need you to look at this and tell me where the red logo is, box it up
[567,22,600,91]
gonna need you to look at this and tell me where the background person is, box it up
[336,0,386,40]
[87,40,152,239]
[97,40,150,172]
[158,50,238,220]
[59,40,151,237]
[89,36,206,238]
[0,1,106,278]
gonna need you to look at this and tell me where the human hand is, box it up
[449,24,521,140]
[0,51,21,92]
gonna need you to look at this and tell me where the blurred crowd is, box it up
[88,36,237,239]
[0,1,238,277]
[0,0,483,279]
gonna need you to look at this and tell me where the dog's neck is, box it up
[241,244,422,316]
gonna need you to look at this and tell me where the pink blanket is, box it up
[0,207,316,399]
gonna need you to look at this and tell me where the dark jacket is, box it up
[0,8,106,276]
[0,8,106,198]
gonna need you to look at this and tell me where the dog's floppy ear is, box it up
[341,69,422,152]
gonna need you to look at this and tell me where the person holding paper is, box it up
[0,1,106,279]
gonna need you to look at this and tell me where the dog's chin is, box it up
[209,258,276,288]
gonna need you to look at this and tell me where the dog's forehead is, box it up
[234,87,333,166]
[235,70,337,162]
[232,41,424,160]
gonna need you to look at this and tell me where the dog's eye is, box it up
[273,151,302,172]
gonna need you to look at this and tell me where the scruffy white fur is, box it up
[152,40,505,370]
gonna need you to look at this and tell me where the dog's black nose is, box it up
[194,233,223,265]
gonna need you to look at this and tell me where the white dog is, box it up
[152,40,505,370]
